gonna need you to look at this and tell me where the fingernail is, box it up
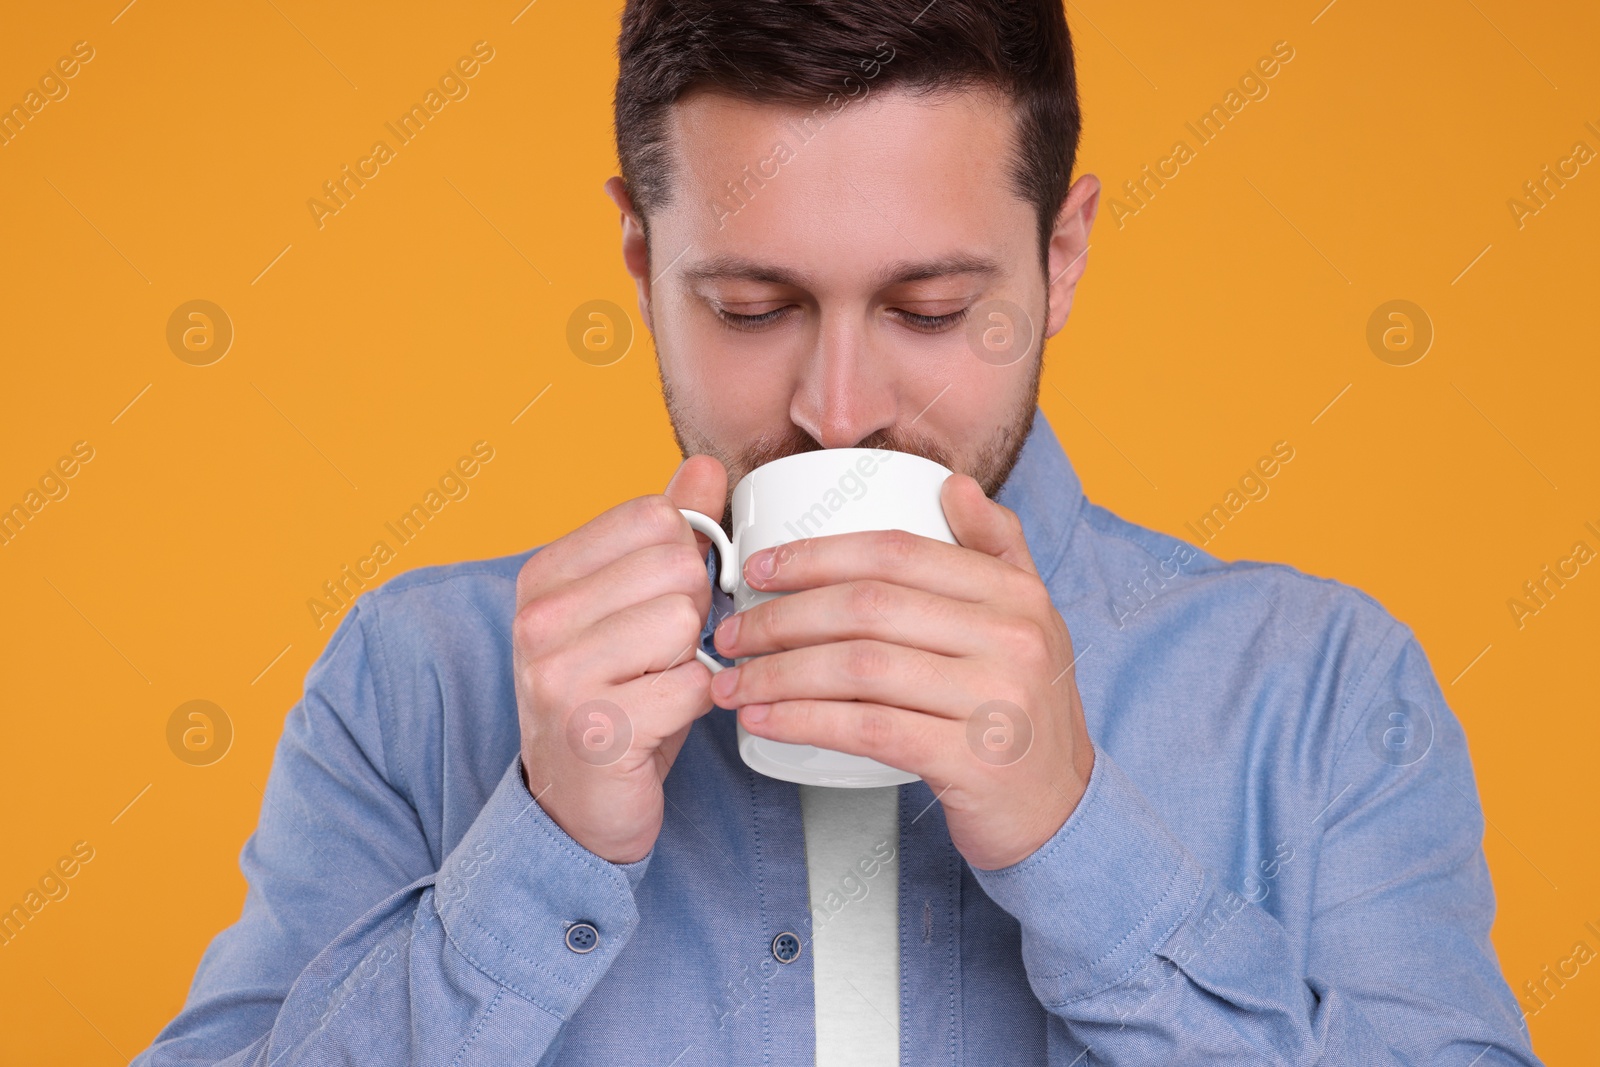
[715,613,741,650]
[742,703,769,724]
[748,549,776,585]
[711,666,739,703]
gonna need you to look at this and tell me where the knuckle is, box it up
[754,651,789,692]
[753,650,784,686]
[1002,506,1026,540]
[636,494,687,543]
[665,593,703,637]
[877,529,918,572]
[1019,575,1053,613]
[844,640,891,681]
[514,597,558,651]
[668,542,710,589]
[854,705,895,752]
[1029,595,1055,627]
[997,613,1041,652]
[1015,620,1053,669]
[751,595,783,642]
[848,580,891,624]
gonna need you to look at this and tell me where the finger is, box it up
[604,659,719,747]
[664,454,729,557]
[544,661,715,774]
[743,528,1015,602]
[716,580,1002,660]
[528,540,713,641]
[539,593,710,687]
[940,473,1038,576]
[711,639,975,720]
[736,698,950,778]
[519,494,703,602]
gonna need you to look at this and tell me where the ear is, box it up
[604,176,653,332]
[1044,173,1100,339]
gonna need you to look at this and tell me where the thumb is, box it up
[664,454,729,554]
[940,473,1037,575]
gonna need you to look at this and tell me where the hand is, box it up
[708,474,1095,870]
[514,455,727,864]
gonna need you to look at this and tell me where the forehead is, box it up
[656,86,1035,288]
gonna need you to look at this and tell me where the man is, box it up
[135,1,1539,1064]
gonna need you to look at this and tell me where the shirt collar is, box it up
[702,561,737,667]
[997,406,1086,584]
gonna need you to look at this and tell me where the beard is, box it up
[659,335,1046,531]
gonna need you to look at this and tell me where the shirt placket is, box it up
[898,778,964,1065]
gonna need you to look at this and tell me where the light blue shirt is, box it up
[134,410,1539,1065]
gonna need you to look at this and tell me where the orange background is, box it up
[1,1,1596,1062]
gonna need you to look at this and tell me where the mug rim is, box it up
[732,445,954,494]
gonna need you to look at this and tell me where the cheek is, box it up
[921,344,1035,424]
[904,341,1040,483]
[659,301,799,424]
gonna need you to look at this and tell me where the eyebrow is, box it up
[680,252,1004,290]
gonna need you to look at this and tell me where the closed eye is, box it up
[714,306,794,332]
[892,307,970,333]
[712,305,972,333]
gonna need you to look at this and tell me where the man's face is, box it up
[608,84,1098,505]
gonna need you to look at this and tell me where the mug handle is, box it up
[680,509,737,674]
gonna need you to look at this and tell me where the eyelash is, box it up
[713,306,971,333]
[896,308,969,333]
[715,307,790,331]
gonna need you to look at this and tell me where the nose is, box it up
[788,309,897,448]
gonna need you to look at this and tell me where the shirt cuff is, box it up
[968,744,1206,1008]
[431,756,653,1020]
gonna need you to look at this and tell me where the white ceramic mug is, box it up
[678,447,956,788]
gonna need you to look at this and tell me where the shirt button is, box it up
[565,922,599,954]
[771,931,802,964]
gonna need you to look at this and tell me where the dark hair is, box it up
[614,0,1081,266]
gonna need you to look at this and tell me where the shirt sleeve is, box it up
[132,601,654,1066]
[968,628,1542,1066]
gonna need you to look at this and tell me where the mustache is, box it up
[732,424,957,482]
